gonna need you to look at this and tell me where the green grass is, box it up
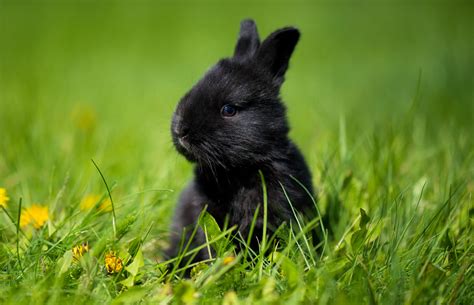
[0,1,473,304]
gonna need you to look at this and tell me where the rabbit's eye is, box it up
[221,104,237,117]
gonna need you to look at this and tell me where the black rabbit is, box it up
[167,19,317,261]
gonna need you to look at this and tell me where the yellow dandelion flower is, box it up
[80,194,112,212]
[223,255,236,265]
[99,198,112,212]
[105,251,123,274]
[80,194,101,211]
[20,204,49,229]
[0,188,10,208]
[72,242,90,261]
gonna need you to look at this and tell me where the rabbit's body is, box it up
[167,19,316,260]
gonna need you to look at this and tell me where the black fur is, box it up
[167,19,315,261]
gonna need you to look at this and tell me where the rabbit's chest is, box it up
[206,184,275,231]
[228,186,262,223]
[196,168,290,231]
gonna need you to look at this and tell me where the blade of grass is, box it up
[16,197,24,275]
[91,158,117,241]
[243,204,260,261]
[290,174,328,257]
[279,181,316,267]
[258,170,268,280]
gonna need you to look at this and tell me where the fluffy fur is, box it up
[167,19,316,260]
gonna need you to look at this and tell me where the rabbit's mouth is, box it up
[174,135,228,169]
[178,136,188,149]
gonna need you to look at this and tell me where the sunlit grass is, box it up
[0,1,472,304]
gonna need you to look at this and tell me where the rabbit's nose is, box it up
[176,124,190,139]
[173,114,190,138]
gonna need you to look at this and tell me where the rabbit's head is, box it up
[171,19,300,169]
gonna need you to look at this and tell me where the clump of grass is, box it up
[1,124,471,304]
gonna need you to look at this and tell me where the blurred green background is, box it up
[0,0,473,236]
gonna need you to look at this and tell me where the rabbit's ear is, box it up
[256,27,300,81]
[233,19,260,60]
